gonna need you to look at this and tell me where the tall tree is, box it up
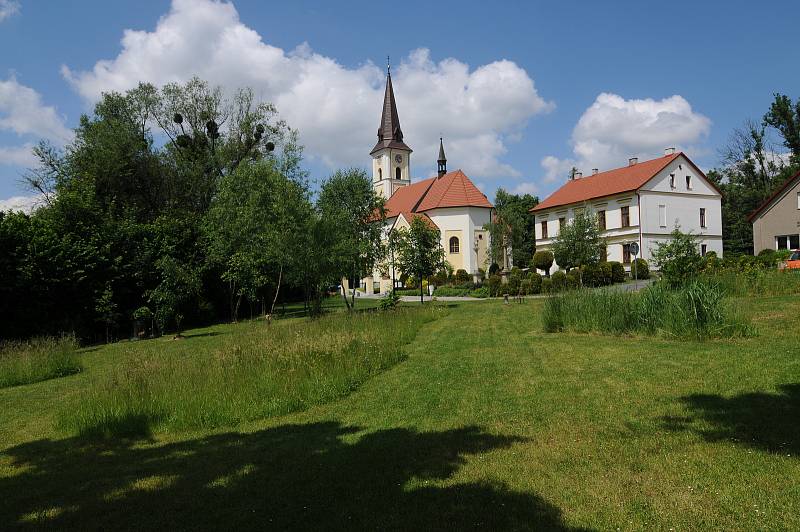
[393,217,447,304]
[551,209,603,271]
[317,168,386,311]
[485,189,539,270]
[764,93,800,166]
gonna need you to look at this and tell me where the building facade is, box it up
[357,66,495,294]
[531,150,723,274]
[749,170,800,253]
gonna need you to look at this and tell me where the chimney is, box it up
[591,168,599,175]
[628,157,638,166]
[573,170,583,179]
[664,147,676,156]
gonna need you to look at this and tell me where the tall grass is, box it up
[542,280,754,339]
[61,306,444,437]
[702,269,800,297]
[0,335,82,388]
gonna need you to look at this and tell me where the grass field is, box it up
[1,295,799,529]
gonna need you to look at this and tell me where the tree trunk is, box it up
[268,264,284,320]
[233,294,242,323]
[419,272,424,304]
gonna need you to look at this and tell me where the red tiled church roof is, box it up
[384,170,492,219]
[396,211,438,230]
[532,152,682,212]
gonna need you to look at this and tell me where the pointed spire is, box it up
[437,137,447,178]
[371,59,412,155]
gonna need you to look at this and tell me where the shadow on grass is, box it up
[0,422,587,531]
[663,383,800,455]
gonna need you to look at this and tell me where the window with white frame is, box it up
[700,208,706,228]
[775,235,799,249]
[797,191,800,209]
[686,175,692,190]
[658,204,666,227]
[669,173,675,189]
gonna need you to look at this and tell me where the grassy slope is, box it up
[1,297,799,529]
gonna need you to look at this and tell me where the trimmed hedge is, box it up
[551,271,567,291]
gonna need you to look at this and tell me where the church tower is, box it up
[371,63,412,198]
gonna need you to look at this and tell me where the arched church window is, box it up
[395,167,402,180]
[378,168,382,179]
[449,236,460,254]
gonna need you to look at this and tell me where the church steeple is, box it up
[370,61,412,155]
[437,137,447,178]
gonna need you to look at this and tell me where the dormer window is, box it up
[686,175,692,190]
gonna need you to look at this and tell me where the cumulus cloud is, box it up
[0,0,19,22]
[510,181,539,195]
[62,0,552,179]
[0,143,38,167]
[542,92,711,184]
[0,76,73,142]
[0,193,42,213]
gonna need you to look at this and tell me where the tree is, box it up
[317,168,386,311]
[204,160,310,322]
[532,250,554,277]
[709,120,795,254]
[485,189,539,269]
[551,210,604,272]
[393,217,447,304]
[764,93,800,166]
[147,255,201,337]
[651,226,701,287]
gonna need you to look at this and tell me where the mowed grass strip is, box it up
[0,336,82,389]
[60,306,445,437]
[1,297,799,529]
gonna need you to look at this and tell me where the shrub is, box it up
[454,269,471,284]
[0,336,82,388]
[378,290,401,310]
[632,258,650,280]
[551,270,567,292]
[520,279,533,296]
[469,286,489,298]
[507,272,522,295]
[541,279,753,339]
[533,250,554,276]
[609,261,625,284]
[541,277,553,293]
[599,262,613,285]
[487,274,503,297]
[528,272,543,294]
[432,286,471,297]
[566,268,582,289]
[581,264,603,287]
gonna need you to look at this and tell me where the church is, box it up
[361,66,497,294]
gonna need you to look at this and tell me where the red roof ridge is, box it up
[532,152,684,212]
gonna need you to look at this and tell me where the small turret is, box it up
[437,137,447,178]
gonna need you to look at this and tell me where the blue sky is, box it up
[1,0,799,209]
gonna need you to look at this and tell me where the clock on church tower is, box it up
[370,65,412,199]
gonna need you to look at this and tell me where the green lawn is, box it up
[1,296,799,529]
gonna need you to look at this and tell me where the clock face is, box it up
[394,154,403,164]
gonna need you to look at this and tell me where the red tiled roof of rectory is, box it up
[383,170,493,218]
[531,152,683,212]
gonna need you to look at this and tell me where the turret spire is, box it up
[370,61,412,155]
[437,137,447,178]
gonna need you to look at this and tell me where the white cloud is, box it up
[62,0,552,180]
[0,0,19,22]
[0,76,73,142]
[510,181,539,195]
[541,92,711,185]
[0,143,37,167]
[0,193,42,213]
